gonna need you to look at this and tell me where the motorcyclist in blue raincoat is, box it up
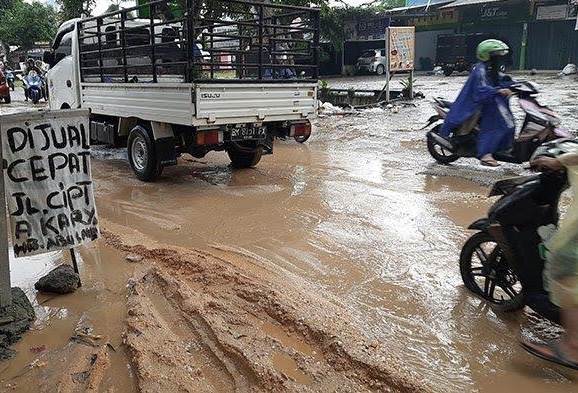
[440,39,515,167]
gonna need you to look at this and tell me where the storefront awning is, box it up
[440,0,502,9]
[387,0,454,13]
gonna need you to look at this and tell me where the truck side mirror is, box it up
[43,51,54,67]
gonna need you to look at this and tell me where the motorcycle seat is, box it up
[434,97,453,109]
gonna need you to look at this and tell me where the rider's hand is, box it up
[498,88,513,97]
[530,157,565,172]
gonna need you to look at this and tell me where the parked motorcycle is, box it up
[459,138,578,324]
[425,81,573,165]
[23,70,44,104]
[5,69,15,90]
[0,69,11,103]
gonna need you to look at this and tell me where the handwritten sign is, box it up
[1,110,99,258]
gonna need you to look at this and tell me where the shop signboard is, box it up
[536,1,578,20]
[387,26,415,71]
[462,2,530,23]
[353,18,390,40]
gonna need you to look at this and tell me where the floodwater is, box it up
[2,73,578,391]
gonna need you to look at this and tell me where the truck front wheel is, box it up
[227,143,263,168]
[128,125,163,181]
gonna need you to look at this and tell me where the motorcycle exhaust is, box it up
[427,131,454,151]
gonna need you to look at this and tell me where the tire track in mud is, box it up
[125,271,258,392]
[100,221,432,392]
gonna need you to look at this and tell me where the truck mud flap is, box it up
[262,135,274,155]
[155,137,177,167]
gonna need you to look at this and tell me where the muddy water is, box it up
[3,74,578,391]
[2,242,137,392]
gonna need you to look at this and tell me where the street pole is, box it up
[385,28,390,103]
[519,23,528,71]
[0,118,13,308]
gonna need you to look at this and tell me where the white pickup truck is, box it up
[43,0,319,181]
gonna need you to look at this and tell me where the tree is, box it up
[319,0,405,53]
[0,0,58,53]
[55,0,96,21]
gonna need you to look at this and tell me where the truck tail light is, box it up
[291,123,311,137]
[196,130,222,145]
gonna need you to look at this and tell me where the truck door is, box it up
[46,30,79,109]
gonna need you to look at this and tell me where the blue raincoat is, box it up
[440,62,515,158]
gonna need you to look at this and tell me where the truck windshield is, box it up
[52,24,75,50]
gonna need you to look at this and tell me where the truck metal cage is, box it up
[78,0,320,84]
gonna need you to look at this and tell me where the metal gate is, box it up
[462,23,524,69]
[526,20,578,70]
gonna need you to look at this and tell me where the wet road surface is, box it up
[2,73,578,391]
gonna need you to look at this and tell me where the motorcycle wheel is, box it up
[294,134,310,143]
[427,125,459,164]
[459,232,524,312]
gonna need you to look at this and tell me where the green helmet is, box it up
[476,39,509,62]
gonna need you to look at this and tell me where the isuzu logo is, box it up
[201,93,221,99]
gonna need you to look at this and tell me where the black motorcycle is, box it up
[459,139,578,323]
[425,81,573,165]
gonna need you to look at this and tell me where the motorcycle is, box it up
[5,70,15,91]
[459,138,578,324]
[425,81,573,165]
[23,70,44,104]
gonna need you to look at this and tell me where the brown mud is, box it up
[102,221,427,392]
[2,75,578,392]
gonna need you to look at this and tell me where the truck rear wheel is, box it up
[227,143,263,168]
[128,125,163,181]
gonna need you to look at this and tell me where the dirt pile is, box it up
[99,221,431,392]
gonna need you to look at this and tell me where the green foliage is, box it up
[55,0,96,21]
[0,0,58,52]
[320,6,375,52]
[319,0,405,53]
[399,77,414,90]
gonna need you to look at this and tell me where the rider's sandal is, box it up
[480,158,501,167]
[520,340,578,370]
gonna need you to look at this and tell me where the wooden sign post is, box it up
[0,123,12,308]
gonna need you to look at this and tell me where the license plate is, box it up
[230,126,266,141]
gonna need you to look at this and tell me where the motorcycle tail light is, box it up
[291,123,311,137]
[196,130,221,145]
